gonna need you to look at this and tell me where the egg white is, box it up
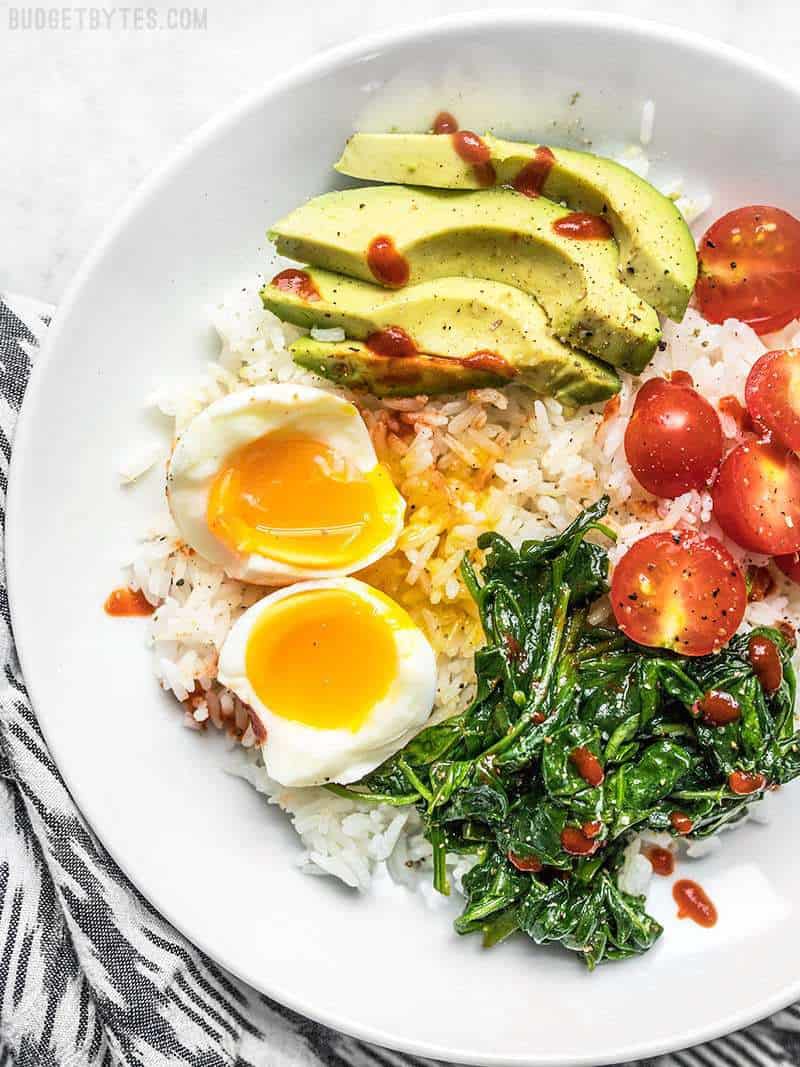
[166,383,405,585]
[217,577,437,788]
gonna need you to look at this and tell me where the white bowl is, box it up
[8,12,800,1065]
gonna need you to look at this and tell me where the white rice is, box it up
[121,167,800,899]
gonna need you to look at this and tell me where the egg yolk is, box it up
[245,588,399,731]
[206,432,400,568]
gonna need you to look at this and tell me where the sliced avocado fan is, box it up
[269,185,661,374]
[263,269,620,404]
[335,133,697,321]
[291,336,618,405]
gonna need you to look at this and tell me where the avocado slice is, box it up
[291,337,517,398]
[335,133,697,321]
[262,268,605,366]
[269,185,660,373]
[291,337,618,406]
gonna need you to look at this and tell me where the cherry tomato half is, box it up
[610,530,746,656]
[745,349,800,451]
[711,439,800,554]
[696,206,800,334]
[624,375,723,498]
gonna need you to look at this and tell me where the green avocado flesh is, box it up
[269,185,660,374]
[262,270,619,404]
[292,334,618,404]
[291,337,512,398]
[335,133,697,321]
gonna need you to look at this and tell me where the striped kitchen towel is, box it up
[1,292,799,1067]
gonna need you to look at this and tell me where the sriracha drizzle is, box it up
[569,746,605,787]
[461,351,517,379]
[644,846,675,877]
[729,769,767,795]
[366,327,417,359]
[508,851,542,872]
[270,268,321,302]
[432,111,458,134]
[670,811,694,834]
[104,588,155,617]
[367,236,410,287]
[748,635,783,693]
[692,689,741,727]
[513,146,555,198]
[553,212,613,240]
[673,879,717,927]
[452,131,496,187]
[718,394,757,435]
[560,826,600,856]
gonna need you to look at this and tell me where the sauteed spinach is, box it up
[334,498,799,968]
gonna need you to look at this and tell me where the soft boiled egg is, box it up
[217,577,437,787]
[167,383,405,584]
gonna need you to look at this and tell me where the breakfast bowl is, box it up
[8,12,800,1065]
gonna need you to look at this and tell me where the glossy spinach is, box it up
[336,499,799,969]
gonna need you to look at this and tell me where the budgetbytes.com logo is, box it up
[7,6,208,30]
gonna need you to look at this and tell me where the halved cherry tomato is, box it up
[696,206,800,334]
[610,530,746,656]
[745,349,800,451]
[711,439,800,554]
[624,375,723,498]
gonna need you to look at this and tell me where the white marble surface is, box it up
[3,0,799,303]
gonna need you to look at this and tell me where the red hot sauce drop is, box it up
[670,811,694,834]
[367,236,410,287]
[673,879,717,927]
[270,268,321,302]
[507,851,542,872]
[366,327,417,359]
[748,635,783,694]
[718,395,756,435]
[553,212,614,241]
[104,587,155,617]
[432,111,458,134]
[693,689,741,727]
[513,146,555,198]
[645,846,676,877]
[729,769,767,795]
[461,351,517,379]
[452,130,496,187]
[560,826,600,856]
[569,746,605,787]
[669,369,695,388]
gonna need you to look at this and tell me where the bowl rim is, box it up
[8,10,800,1065]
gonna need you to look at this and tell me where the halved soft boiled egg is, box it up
[167,383,405,584]
[218,577,437,787]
